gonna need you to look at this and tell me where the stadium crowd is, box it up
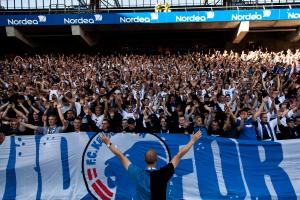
[0,49,300,144]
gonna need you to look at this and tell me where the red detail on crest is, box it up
[96,179,113,197]
[92,183,110,200]
[93,168,98,178]
[87,169,93,180]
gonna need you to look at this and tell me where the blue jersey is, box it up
[237,118,257,140]
[128,164,151,200]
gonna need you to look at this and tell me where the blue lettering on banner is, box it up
[239,141,297,199]
[3,137,17,200]
[194,138,246,199]
[60,137,70,190]
[34,136,42,200]
[90,136,101,150]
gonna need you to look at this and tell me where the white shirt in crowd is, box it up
[256,118,278,141]
[92,114,104,129]
[122,110,135,119]
[222,88,235,98]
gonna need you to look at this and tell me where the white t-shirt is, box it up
[49,90,59,100]
[61,104,73,114]
[74,102,81,116]
[222,88,235,98]
[122,110,135,119]
[92,114,104,129]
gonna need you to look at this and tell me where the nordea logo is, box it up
[287,12,300,19]
[7,15,46,25]
[120,16,151,23]
[176,15,206,22]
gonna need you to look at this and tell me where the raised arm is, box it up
[27,100,40,114]
[19,103,29,116]
[0,102,9,111]
[252,97,267,121]
[237,111,247,131]
[136,93,141,114]
[171,131,202,168]
[12,104,28,121]
[277,111,283,126]
[103,97,109,119]
[56,103,68,130]
[2,104,12,120]
[100,133,131,170]
[20,121,39,131]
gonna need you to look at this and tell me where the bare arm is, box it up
[252,97,267,121]
[225,104,236,122]
[251,93,258,110]
[276,75,281,93]
[100,133,131,170]
[262,76,268,92]
[56,103,68,130]
[39,82,50,93]
[237,112,247,131]
[103,98,109,119]
[162,100,172,116]
[20,121,39,130]
[204,105,212,113]
[12,106,28,121]
[28,101,40,114]
[19,103,29,116]
[171,131,202,168]
[136,94,141,114]
[2,104,12,120]
[0,102,9,111]
[277,112,282,126]
[43,103,50,117]
[268,98,276,114]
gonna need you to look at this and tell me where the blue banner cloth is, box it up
[0,133,299,199]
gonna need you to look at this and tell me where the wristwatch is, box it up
[107,142,112,148]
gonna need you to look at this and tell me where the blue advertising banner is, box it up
[0,8,300,26]
[0,132,299,199]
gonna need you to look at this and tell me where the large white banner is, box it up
[0,132,299,199]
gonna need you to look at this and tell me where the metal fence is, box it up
[0,0,300,12]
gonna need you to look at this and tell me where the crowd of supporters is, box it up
[0,49,300,144]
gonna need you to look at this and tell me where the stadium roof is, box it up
[1,0,300,11]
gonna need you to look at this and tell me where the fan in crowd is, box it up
[0,49,300,144]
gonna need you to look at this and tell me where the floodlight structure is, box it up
[90,0,120,9]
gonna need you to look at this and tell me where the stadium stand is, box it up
[0,50,299,141]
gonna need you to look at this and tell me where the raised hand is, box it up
[100,132,110,145]
[191,130,202,143]
[240,111,247,120]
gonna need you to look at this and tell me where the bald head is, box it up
[144,149,158,165]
